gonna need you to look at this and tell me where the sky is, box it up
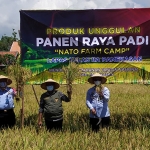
[0,0,150,39]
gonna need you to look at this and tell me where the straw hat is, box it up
[88,73,107,84]
[0,75,12,85]
[41,79,60,90]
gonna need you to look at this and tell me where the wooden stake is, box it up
[32,85,39,106]
[20,86,24,129]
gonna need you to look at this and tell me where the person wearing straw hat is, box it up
[86,73,111,132]
[0,75,17,129]
[38,79,71,131]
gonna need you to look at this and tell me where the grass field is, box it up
[0,83,150,150]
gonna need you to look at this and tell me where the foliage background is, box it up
[0,29,18,51]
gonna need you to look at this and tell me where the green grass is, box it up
[1,83,150,149]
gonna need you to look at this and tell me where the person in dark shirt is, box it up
[38,79,71,131]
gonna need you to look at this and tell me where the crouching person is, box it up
[0,75,17,129]
[38,79,71,131]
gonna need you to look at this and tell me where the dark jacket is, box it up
[39,90,70,120]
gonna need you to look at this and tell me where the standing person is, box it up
[86,73,111,132]
[0,75,17,129]
[38,79,71,131]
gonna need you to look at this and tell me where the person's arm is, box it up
[38,95,44,127]
[8,87,17,97]
[86,89,96,115]
[38,112,43,127]
[60,91,71,102]
[67,91,72,100]
[38,112,43,128]
[99,87,110,102]
[12,88,17,97]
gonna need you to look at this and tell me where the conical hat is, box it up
[41,79,60,90]
[88,73,107,84]
[0,75,12,85]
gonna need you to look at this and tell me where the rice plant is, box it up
[0,83,150,149]
[62,61,81,97]
[6,62,32,128]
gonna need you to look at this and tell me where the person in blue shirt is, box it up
[86,73,111,132]
[0,75,17,129]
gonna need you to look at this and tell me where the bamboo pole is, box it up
[32,84,39,106]
[20,86,24,128]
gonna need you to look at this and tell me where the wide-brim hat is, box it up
[41,79,60,90]
[88,73,107,84]
[0,75,12,85]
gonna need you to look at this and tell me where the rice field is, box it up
[0,83,150,150]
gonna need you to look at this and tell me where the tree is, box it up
[2,54,16,66]
[0,29,19,51]
[12,29,18,41]
[0,55,4,64]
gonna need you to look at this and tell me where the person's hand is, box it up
[12,88,17,95]
[38,121,42,128]
[67,90,72,95]
[67,91,72,99]
[91,108,96,115]
[99,91,103,97]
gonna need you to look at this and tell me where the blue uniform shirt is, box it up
[86,86,110,118]
[0,87,15,110]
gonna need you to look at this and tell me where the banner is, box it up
[20,8,150,84]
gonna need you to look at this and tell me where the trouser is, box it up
[45,119,63,131]
[90,116,111,132]
[0,109,16,129]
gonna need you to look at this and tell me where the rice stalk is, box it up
[6,62,32,128]
[7,62,32,98]
[62,61,81,96]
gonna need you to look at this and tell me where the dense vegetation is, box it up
[0,29,18,51]
[0,83,150,149]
